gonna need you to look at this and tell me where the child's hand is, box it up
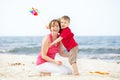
[46,25,49,29]
[49,43,57,47]
[55,60,62,66]
[49,43,53,47]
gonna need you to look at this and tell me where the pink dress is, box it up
[36,34,60,65]
[36,34,72,75]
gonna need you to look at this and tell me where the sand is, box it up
[0,53,120,80]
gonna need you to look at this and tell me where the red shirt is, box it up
[60,27,78,51]
[36,34,60,65]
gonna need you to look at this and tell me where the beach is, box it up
[0,53,120,80]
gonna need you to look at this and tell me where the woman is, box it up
[36,19,72,76]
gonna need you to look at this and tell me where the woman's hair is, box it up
[48,19,61,31]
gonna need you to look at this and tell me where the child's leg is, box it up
[69,46,79,75]
[71,63,79,75]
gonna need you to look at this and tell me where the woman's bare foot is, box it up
[40,72,51,76]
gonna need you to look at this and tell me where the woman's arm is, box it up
[41,35,62,65]
[59,42,69,57]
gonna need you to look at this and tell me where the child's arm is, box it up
[50,36,63,46]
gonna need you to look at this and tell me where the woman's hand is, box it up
[55,60,62,66]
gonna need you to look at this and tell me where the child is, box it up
[50,16,79,75]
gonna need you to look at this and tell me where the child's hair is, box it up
[48,19,61,31]
[61,15,70,23]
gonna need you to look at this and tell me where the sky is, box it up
[0,0,120,36]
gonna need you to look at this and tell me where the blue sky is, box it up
[0,0,120,36]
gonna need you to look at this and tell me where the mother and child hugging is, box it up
[36,15,79,76]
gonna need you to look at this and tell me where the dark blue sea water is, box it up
[0,36,120,62]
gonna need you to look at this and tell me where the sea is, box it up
[0,36,120,62]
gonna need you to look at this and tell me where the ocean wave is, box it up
[0,46,40,54]
[0,46,120,54]
[0,46,120,61]
[79,47,120,54]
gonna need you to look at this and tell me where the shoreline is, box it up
[1,53,120,63]
[0,53,120,80]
